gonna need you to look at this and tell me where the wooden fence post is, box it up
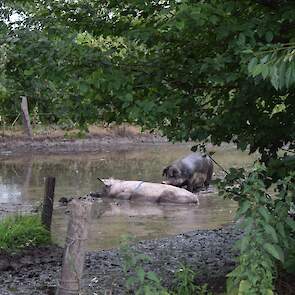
[41,176,56,231]
[57,199,92,295]
[20,96,33,139]
[1,119,5,137]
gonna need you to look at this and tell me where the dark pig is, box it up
[162,153,213,192]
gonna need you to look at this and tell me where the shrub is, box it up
[218,165,295,294]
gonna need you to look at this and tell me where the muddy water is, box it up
[0,144,255,250]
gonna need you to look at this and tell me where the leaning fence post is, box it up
[41,176,56,231]
[57,199,92,295]
[20,96,33,139]
[1,118,5,137]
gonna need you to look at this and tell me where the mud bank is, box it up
[0,127,167,158]
[0,225,242,295]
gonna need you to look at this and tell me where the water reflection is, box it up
[0,143,255,250]
[0,183,21,203]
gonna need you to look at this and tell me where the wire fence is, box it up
[0,112,21,137]
[0,95,77,138]
[0,110,66,138]
[0,110,127,138]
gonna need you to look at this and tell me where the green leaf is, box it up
[261,54,269,64]
[124,93,133,102]
[258,207,271,222]
[237,200,251,216]
[137,268,145,283]
[79,83,88,95]
[263,224,278,243]
[136,253,152,262]
[261,64,269,79]
[270,66,279,90]
[238,33,246,45]
[242,49,253,54]
[286,217,295,231]
[285,63,293,88]
[24,69,34,76]
[251,64,263,77]
[242,217,254,233]
[146,271,160,283]
[266,289,274,295]
[126,276,136,288]
[238,280,251,294]
[248,57,258,73]
[265,31,273,43]
[276,222,287,239]
[240,236,250,252]
[263,243,284,262]
[278,61,286,89]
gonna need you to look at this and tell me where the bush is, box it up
[0,214,51,252]
[218,166,295,294]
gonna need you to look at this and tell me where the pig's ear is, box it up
[99,178,112,187]
[172,167,180,177]
[97,177,105,184]
[162,166,169,176]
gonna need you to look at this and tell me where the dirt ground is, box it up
[0,225,242,295]
[0,124,167,157]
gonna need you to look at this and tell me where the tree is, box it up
[3,0,294,158]
[1,1,295,293]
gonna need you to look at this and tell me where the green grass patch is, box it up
[0,214,51,252]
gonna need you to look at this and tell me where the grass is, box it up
[0,122,152,140]
[0,214,51,252]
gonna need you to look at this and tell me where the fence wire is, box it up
[0,111,59,137]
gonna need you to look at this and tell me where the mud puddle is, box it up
[0,143,256,250]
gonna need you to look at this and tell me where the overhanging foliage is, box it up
[1,0,294,160]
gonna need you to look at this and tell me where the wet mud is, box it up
[0,132,165,158]
[0,225,242,295]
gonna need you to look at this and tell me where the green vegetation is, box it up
[120,236,168,295]
[173,264,212,295]
[0,214,51,252]
[1,0,295,294]
[219,166,295,294]
[120,237,211,295]
[1,1,294,156]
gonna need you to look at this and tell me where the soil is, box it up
[0,225,242,295]
[0,125,167,158]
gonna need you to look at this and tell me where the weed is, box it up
[0,214,51,252]
[120,235,168,295]
[173,264,212,295]
[120,236,212,295]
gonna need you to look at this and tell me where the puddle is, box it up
[0,143,255,250]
